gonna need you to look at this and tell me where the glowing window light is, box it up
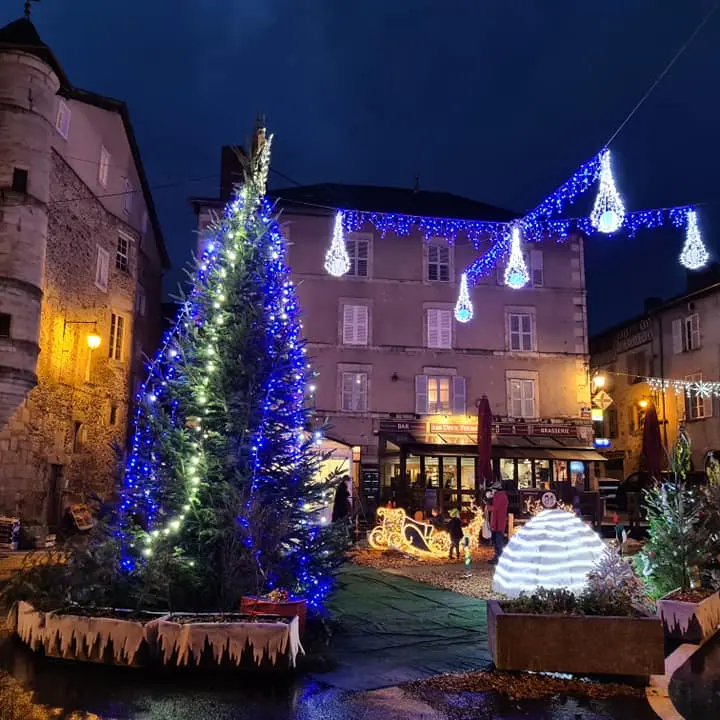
[323,211,351,277]
[454,273,473,323]
[504,226,529,289]
[679,209,709,271]
[492,508,607,598]
[590,149,625,234]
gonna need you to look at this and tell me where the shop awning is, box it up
[548,449,608,462]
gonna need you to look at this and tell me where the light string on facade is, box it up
[596,368,720,399]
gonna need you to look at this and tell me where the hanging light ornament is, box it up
[504,226,529,289]
[454,273,473,323]
[679,209,709,271]
[590,149,625,234]
[323,211,351,277]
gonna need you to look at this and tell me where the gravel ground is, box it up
[350,545,502,599]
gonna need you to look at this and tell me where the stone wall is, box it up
[0,153,138,523]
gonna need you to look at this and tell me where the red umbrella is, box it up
[477,395,493,488]
[642,404,663,482]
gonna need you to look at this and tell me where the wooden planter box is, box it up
[657,589,720,644]
[487,599,664,677]
[240,596,307,634]
[154,613,303,669]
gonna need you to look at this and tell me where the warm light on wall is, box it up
[86,333,102,350]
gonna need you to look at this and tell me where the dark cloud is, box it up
[5,0,719,331]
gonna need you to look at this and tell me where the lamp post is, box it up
[62,320,101,381]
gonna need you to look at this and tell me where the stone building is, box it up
[191,148,601,512]
[590,267,720,479]
[0,16,168,525]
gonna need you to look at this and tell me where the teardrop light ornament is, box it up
[590,149,625,234]
[679,209,709,271]
[454,273,473,323]
[323,211,351,277]
[504,226,529,289]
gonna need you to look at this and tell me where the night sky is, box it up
[5,1,719,333]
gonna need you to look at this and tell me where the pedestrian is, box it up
[448,509,463,560]
[486,479,508,565]
[331,478,350,523]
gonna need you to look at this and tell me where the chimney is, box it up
[219,145,246,200]
[686,262,720,294]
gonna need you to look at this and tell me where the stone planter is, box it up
[657,589,720,644]
[487,599,664,677]
[154,613,303,669]
[240,596,307,634]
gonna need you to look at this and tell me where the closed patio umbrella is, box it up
[642,404,663,482]
[477,395,493,488]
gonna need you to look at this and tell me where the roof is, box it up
[0,17,70,87]
[0,17,169,269]
[64,89,170,269]
[191,183,520,223]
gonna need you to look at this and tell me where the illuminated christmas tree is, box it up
[120,122,347,611]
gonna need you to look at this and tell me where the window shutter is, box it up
[690,314,700,349]
[341,372,354,411]
[439,310,452,348]
[415,375,429,414]
[355,305,368,345]
[357,373,368,412]
[531,250,544,287]
[672,319,683,354]
[427,310,440,347]
[506,379,515,417]
[522,380,535,418]
[452,376,467,415]
[95,247,109,291]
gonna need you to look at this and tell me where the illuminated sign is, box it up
[594,438,611,448]
[591,408,604,422]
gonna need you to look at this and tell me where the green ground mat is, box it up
[313,565,491,691]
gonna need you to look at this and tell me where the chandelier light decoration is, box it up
[492,506,608,598]
[454,273,474,322]
[679,209,709,270]
[323,211,351,277]
[590,149,626,234]
[504,226,529,289]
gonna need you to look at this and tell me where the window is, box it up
[507,312,534,352]
[508,377,536,418]
[116,233,130,272]
[605,407,619,439]
[98,146,110,187]
[123,179,133,214]
[415,375,466,415]
[0,313,10,340]
[531,249,544,287]
[73,422,88,453]
[427,242,450,282]
[427,308,452,349]
[342,304,368,345]
[11,168,28,193]
[341,371,368,412]
[109,313,125,360]
[136,286,146,316]
[672,314,700,354]
[347,237,369,277]
[685,373,711,421]
[627,351,648,383]
[55,99,71,139]
[95,246,110,292]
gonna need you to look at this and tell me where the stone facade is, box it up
[0,18,167,525]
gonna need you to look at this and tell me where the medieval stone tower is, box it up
[0,18,64,427]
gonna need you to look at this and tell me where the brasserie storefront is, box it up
[377,417,607,517]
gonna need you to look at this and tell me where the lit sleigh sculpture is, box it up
[368,506,485,559]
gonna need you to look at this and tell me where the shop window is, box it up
[517,459,532,489]
[460,458,475,492]
[535,459,551,489]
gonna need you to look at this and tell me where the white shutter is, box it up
[357,373,368,412]
[95,247,109,292]
[427,310,440,348]
[690,314,700,350]
[415,375,429,414]
[672,319,684,354]
[531,250,544,287]
[343,305,368,345]
[342,306,354,344]
[507,379,517,417]
[439,310,452,348]
[341,372,354,411]
[522,380,536,418]
[452,376,467,415]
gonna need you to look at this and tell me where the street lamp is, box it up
[592,373,606,390]
[638,399,648,409]
[86,332,102,349]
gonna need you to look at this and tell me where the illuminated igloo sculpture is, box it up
[492,508,608,598]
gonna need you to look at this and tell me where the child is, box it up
[448,509,463,560]
[462,534,472,577]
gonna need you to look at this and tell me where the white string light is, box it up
[679,209,709,271]
[504,226,529,289]
[590,149,625,234]
[647,376,720,398]
[454,273,473,323]
[324,211,351,277]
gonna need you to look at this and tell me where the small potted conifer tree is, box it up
[635,430,720,643]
